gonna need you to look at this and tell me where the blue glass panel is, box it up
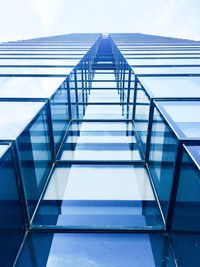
[0,145,25,267]
[158,101,200,139]
[50,84,70,153]
[149,107,178,219]
[15,233,176,267]
[58,122,142,161]
[17,106,52,218]
[32,164,163,229]
[128,58,200,66]
[170,233,200,267]
[135,87,150,152]
[172,146,200,231]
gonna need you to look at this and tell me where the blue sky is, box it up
[0,0,200,42]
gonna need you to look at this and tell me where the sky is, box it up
[0,0,200,42]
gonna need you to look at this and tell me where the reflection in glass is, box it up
[33,164,163,229]
[0,145,25,267]
[17,107,52,218]
[59,121,142,161]
[172,146,200,231]
[15,233,176,267]
[149,108,178,219]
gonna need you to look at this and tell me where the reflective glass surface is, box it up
[157,101,200,138]
[15,233,176,267]
[50,85,70,152]
[0,145,25,267]
[170,233,200,267]
[172,146,200,231]
[149,108,178,219]
[33,164,163,229]
[0,101,44,139]
[139,77,200,98]
[59,122,142,161]
[17,106,53,218]
[0,77,64,98]
[2,32,200,267]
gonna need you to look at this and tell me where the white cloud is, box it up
[47,254,102,267]
[31,0,64,30]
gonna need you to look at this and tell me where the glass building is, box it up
[0,33,200,266]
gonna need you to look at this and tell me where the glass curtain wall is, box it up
[0,33,200,267]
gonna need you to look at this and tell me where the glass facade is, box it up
[0,33,200,266]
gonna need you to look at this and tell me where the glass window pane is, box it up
[0,101,45,140]
[17,107,53,218]
[15,233,176,267]
[33,164,163,229]
[172,146,200,231]
[157,101,200,138]
[139,77,200,98]
[0,77,64,98]
[0,145,25,267]
[149,108,178,218]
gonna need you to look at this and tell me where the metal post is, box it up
[66,79,72,119]
[46,100,56,161]
[132,76,138,121]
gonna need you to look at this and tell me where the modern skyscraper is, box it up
[0,33,200,267]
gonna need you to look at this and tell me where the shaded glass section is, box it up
[15,233,176,267]
[50,82,70,152]
[17,106,53,218]
[0,77,69,154]
[172,146,200,231]
[0,145,25,267]
[134,84,150,152]
[149,107,178,219]
[170,233,200,267]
